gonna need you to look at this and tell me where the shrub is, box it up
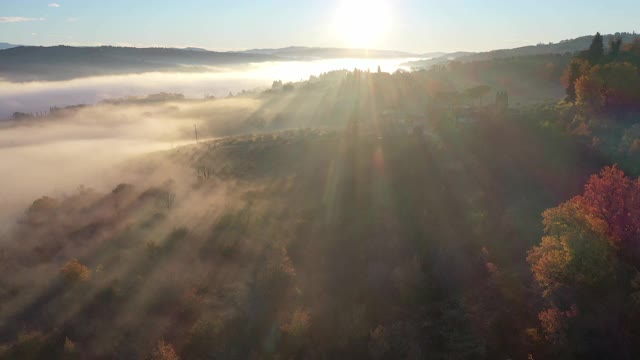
[280,309,311,336]
[60,259,92,283]
[7,331,47,360]
[149,340,180,360]
[63,337,80,360]
[368,325,390,360]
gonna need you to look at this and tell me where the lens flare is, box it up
[333,0,392,48]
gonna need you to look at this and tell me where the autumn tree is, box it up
[578,166,640,253]
[528,166,640,358]
[624,37,640,57]
[528,200,615,298]
[149,340,180,360]
[563,59,589,103]
[60,259,92,283]
[599,62,640,113]
[575,68,605,113]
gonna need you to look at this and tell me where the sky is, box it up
[1,0,639,53]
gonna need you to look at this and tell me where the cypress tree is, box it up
[588,32,604,62]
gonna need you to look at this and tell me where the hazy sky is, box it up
[1,0,639,52]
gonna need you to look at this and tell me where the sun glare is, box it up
[334,0,392,48]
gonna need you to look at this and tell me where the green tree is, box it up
[563,60,585,102]
[588,32,604,63]
[464,85,491,106]
[609,36,623,57]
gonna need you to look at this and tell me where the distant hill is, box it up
[417,52,448,59]
[405,51,475,66]
[0,42,19,50]
[406,32,640,69]
[241,46,420,59]
[183,47,210,52]
[4,34,637,82]
[0,45,431,82]
[0,45,280,81]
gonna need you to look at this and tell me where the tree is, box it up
[528,166,640,357]
[573,58,640,115]
[563,60,586,103]
[577,166,640,251]
[280,309,311,337]
[529,199,616,291]
[26,196,59,225]
[61,259,92,283]
[575,69,605,113]
[624,37,640,57]
[598,62,640,113]
[609,36,623,57]
[588,32,604,63]
[63,337,80,360]
[282,83,294,92]
[2,332,49,360]
[495,90,508,110]
[11,112,32,121]
[181,320,221,360]
[464,85,491,106]
[150,340,180,360]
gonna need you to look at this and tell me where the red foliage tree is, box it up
[577,166,640,254]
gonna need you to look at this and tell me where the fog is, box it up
[0,58,415,119]
[0,97,263,229]
[0,57,411,231]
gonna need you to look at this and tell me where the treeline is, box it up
[565,32,640,116]
[523,33,640,358]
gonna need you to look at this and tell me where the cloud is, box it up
[48,3,61,7]
[0,17,45,23]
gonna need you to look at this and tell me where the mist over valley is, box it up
[1,1,640,358]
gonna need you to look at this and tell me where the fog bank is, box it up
[0,58,414,119]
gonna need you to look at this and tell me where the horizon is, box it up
[1,0,640,53]
[2,31,638,54]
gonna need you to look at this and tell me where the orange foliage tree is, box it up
[150,340,180,360]
[60,259,92,283]
[528,166,640,354]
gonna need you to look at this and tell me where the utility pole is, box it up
[194,124,199,143]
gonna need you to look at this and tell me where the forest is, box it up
[2,33,640,359]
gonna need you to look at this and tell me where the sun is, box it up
[333,0,392,49]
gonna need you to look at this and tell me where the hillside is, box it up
[0,45,424,82]
[407,32,639,69]
[241,46,421,59]
[0,43,19,50]
[419,53,572,103]
[0,46,280,81]
[0,117,604,358]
